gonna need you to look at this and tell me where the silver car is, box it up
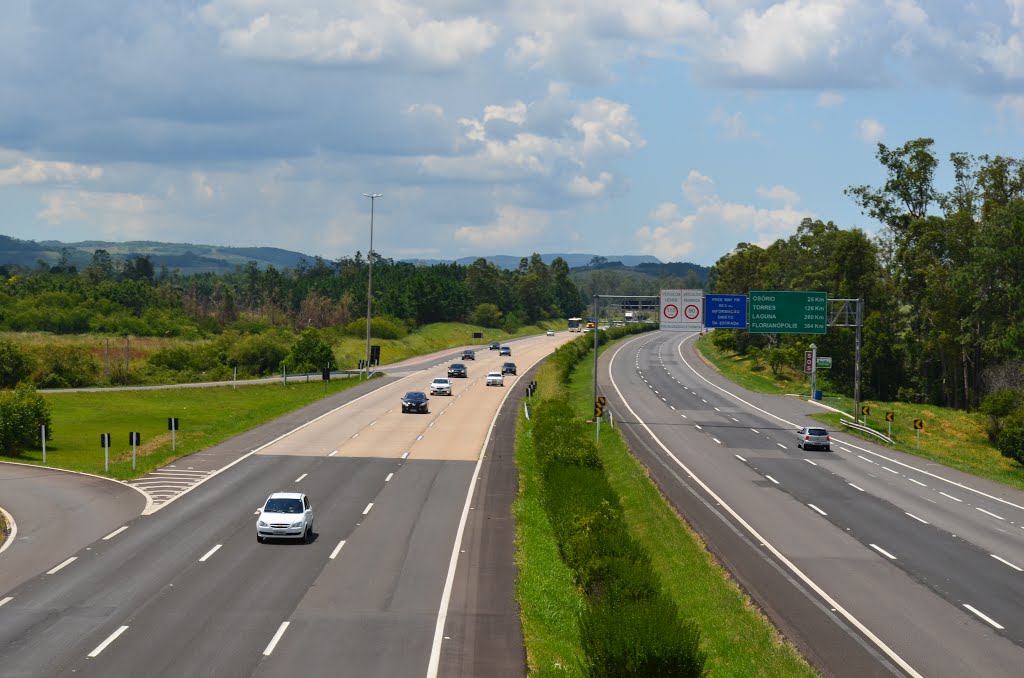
[430,377,452,395]
[796,427,830,451]
[486,371,504,386]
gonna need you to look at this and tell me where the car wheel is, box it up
[303,526,312,544]
[824,446,831,452]
[797,441,802,449]
[257,535,264,543]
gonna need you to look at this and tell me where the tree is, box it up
[470,303,503,328]
[0,383,51,454]
[84,249,116,285]
[282,329,335,373]
[0,340,33,388]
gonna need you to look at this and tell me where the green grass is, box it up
[3,376,370,480]
[694,336,809,395]
[516,338,817,677]
[694,335,1024,491]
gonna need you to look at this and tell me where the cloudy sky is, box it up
[2,1,1024,266]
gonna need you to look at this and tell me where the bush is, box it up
[0,382,52,454]
[344,314,409,340]
[502,311,527,334]
[227,333,291,376]
[469,303,503,328]
[32,345,100,388]
[0,340,34,388]
[997,413,1024,466]
[282,329,335,373]
[980,389,1023,444]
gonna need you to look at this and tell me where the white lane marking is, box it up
[765,475,780,485]
[655,390,660,395]
[352,433,359,439]
[908,478,926,487]
[804,459,818,466]
[607,336,925,678]
[370,419,378,426]
[701,399,707,403]
[47,556,77,575]
[808,504,827,516]
[712,437,721,444]
[976,507,1005,521]
[870,544,897,560]
[103,526,129,540]
[849,483,865,492]
[363,503,373,515]
[858,455,876,464]
[328,450,338,457]
[0,506,16,555]
[963,604,1004,630]
[731,417,739,422]
[0,597,12,607]
[661,397,667,402]
[294,473,307,483]
[680,413,688,418]
[777,443,787,449]
[991,554,1023,571]
[671,334,1024,516]
[385,473,394,482]
[401,452,409,459]
[88,625,129,658]
[329,540,347,560]
[199,544,222,562]
[905,513,929,524]
[263,622,290,656]
[882,467,899,475]
[417,435,424,441]
[714,407,721,412]
[750,428,759,434]
[670,405,676,410]
[735,455,747,462]
[840,446,853,453]
[695,424,702,430]
[940,492,962,503]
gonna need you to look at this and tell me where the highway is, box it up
[602,331,1024,677]
[0,333,566,677]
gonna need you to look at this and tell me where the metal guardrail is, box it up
[839,418,896,445]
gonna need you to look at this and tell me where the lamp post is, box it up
[364,193,382,379]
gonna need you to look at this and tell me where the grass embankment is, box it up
[4,377,368,480]
[516,336,816,677]
[695,335,1024,492]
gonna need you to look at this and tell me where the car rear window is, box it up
[808,428,828,436]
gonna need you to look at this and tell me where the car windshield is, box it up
[265,498,302,513]
[451,364,464,369]
[433,379,448,384]
[404,392,425,401]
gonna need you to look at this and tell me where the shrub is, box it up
[282,329,335,373]
[980,389,1023,444]
[0,340,34,388]
[32,345,100,388]
[502,311,527,334]
[227,333,291,376]
[469,303,503,328]
[0,382,52,454]
[997,413,1024,466]
[344,314,409,340]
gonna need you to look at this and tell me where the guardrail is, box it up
[839,418,896,445]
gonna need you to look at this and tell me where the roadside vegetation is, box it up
[516,329,816,677]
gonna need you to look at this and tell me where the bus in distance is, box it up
[568,317,582,332]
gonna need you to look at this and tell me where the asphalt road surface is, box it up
[0,332,568,677]
[602,331,1024,678]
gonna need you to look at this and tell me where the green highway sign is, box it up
[748,291,827,334]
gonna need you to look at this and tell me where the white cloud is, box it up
[192,171,216,200]
[484,101,528,125]
[996,94,1024,122]
[756,185,800,206]
[568,172,613,198]
[859,118,885,144]
[710,107,759,140]
[0,155,103,186]
[38,190,151,240]
[816,91,845,107]
[405,103,445,119]
[453,206,549,246]
[681,170,716,206]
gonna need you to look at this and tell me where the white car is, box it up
[546,329,555,336]
[430,377,453,395]
[486,371,504,386]
[257,492,314,543]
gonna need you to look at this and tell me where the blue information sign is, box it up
[705,294,748,329]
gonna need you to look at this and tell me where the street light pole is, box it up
[364,193,382,380]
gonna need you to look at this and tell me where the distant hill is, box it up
[403,253,663,269]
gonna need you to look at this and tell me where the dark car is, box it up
[489,341,501,350]
[501,362,517,376]
[461,349,476,360]
[499,346,511,356]
[401,391,429,414]
[796,426,830,451]
[448,363,467,378]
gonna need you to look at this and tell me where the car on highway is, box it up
[401,391,429,413]
[546,329,555,336]
[489,341,501,350]
[796,426,831,451]
[486,371,504,386]
[448,363,467,378]
[499,346,511,356]
[501,362,517,376]
[257,492,314,543]
[461,349,476,360]
[430,377,453,395]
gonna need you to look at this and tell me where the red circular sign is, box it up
[663,304,679,319]
[684,304,700,320]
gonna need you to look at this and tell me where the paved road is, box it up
[602,331,1024,677]
[0,332,567,677]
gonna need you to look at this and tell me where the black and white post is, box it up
[101,433,111,473]
[129,432,141,471]
[168,417,179,451]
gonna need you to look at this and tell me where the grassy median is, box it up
[515,336,816,677]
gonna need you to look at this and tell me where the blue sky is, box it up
[2,1,1023,267]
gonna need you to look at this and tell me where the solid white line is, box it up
[385,473,394,482]
[990,554,1023,571]
[88,625,129,658]
[735,455,747,462]
[103,526,129,540]
[329,540,346,560]
[765,475,779,485]
[199,544,222,562]
[883,467,899,474]
[750,428,759,434]
[401,452,410,459]
[963,604,1004,630]
[328,450,338,457]
[0,596,12,607]
[294,473,307,483]
[908,478,926,487]
[858,455,876,464]
[695,424,702,430]
[47,556,77,575]
[712,437,721,444]
[849,483,865,492]
[263,622,290,655]
[870,544,897,560]
[940,492,962,503]
[905,513,928,524]
[804,459,818,466]
[976,507,1005,521]
[0,506,15,555]
[808,504,827,516]
[362,503,373,515]
[608,335,924,678]
[777,443,787,449]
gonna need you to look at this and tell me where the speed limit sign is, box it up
[660,289,703,331]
